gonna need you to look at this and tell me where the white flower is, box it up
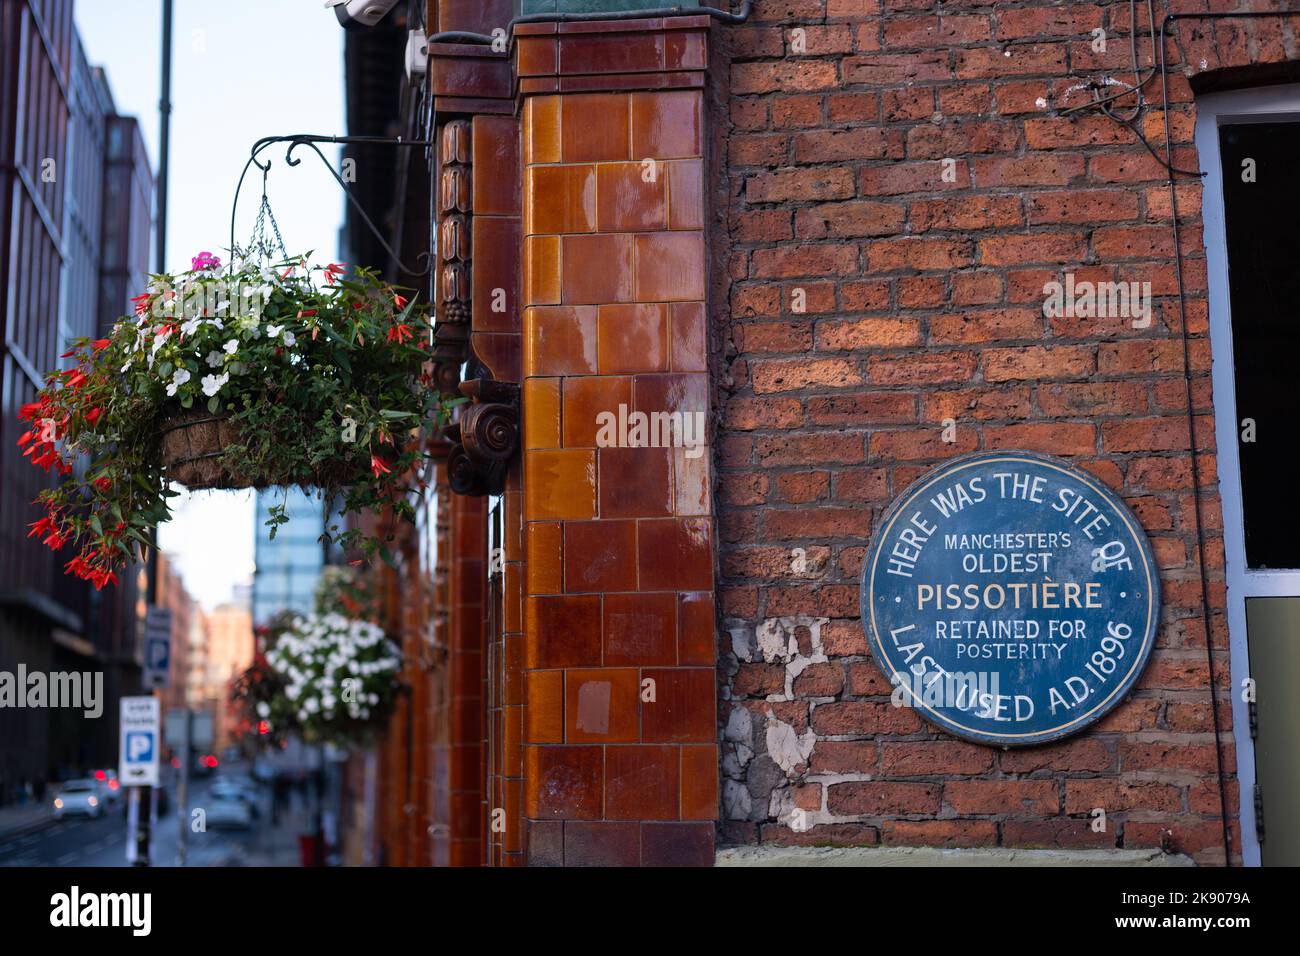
[200,372,228,396]
[267,324,283,338]
[282,331,296,347]
[165,367,191,397]
[180,317,201,337]
[224,339,238,354]
[206,351,224,368]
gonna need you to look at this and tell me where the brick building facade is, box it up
[340,0,1300,867]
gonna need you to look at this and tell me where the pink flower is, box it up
[191,251,222,272]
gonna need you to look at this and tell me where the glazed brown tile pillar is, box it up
[516,15,719,866]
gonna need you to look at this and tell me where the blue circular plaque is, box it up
[861,452,1160,746]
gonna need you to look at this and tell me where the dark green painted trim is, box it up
[516,1,701,16]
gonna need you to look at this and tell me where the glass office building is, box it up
[251,488,332,625]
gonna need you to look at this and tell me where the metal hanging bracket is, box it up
[229,134,433,276]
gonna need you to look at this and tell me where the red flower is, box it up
[131,293,151,317]
[60,348,77,358]
[92,338,111,351]
[370,454,393,478]
[386,324,413,344]
[393,294,409,310]
[28,514,66,550]
[16,429,34,447]
[324,263,345,284]
[63,369,87,389]
[94,476,112,492]
[18,399,46,421]
[85,406,103,426]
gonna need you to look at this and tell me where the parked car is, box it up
[210,778,260,817]
[91,769,121,804]
[53,779,102,819]
[205,797,252,830]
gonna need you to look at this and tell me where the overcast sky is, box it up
[75,0,346,609]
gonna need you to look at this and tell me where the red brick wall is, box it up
[710,0,1299,865]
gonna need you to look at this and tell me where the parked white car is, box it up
[205,797,252,830]
[53,779,102,819]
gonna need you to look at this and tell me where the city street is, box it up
[0,771,305,867]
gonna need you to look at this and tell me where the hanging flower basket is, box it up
[17,251,461,588]
[232,572,400,749]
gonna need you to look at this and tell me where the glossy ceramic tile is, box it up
[562,374,633,447]
[525,235,562,306]
[599,446,674,519]
[605,745,679,820]
[603,591,677,666]
[637,517,712,591]
[596,162,667,232]
[631,90,702,159]
[560,92,630,163]
[564,519,638,593]
[525,593,601,667]
[677,591,716,666]
[666,159,704,230]
[634,232,705,301]
[669,302,707,372]
[525,745,602,818]
[523,377,561,451]
[524,305,598,376]
[525,95,562,165]
[526,669,564,743]
[524,447,597,523]
[562,233,635,304]
[528,164,597,235]
[640,668,715,743]
[598,303,670,374]
[564,668,641,742]
[525,521,564,593]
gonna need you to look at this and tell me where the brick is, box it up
[817,317,921,349]
[944,779,1059,815]
[879,741,995,776]
[751,357,863,394]
[866,236,974,272]
[827,781,941,816]
[881,819,998,847]
[796,201,906,239]
[748,167,855,203]
[792,128,900,163]
[928,308,1042,343]
[984,345,1096,382]
[753,243,859,278]
[811,700,924,735]
[870,351,978,386]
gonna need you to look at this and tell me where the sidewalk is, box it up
[0,803,56,842]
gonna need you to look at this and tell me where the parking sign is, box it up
[119,696,160,786]
[144,607,172,690]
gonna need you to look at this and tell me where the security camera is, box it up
[326,0,401,30]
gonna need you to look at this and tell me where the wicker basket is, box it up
[158,410,247,489]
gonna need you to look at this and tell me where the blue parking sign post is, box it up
[120,695,160,867]
[119,696,161,786]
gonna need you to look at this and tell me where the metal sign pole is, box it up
[177,709,190,865]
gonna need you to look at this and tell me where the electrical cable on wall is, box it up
[1069,7,1300,866]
